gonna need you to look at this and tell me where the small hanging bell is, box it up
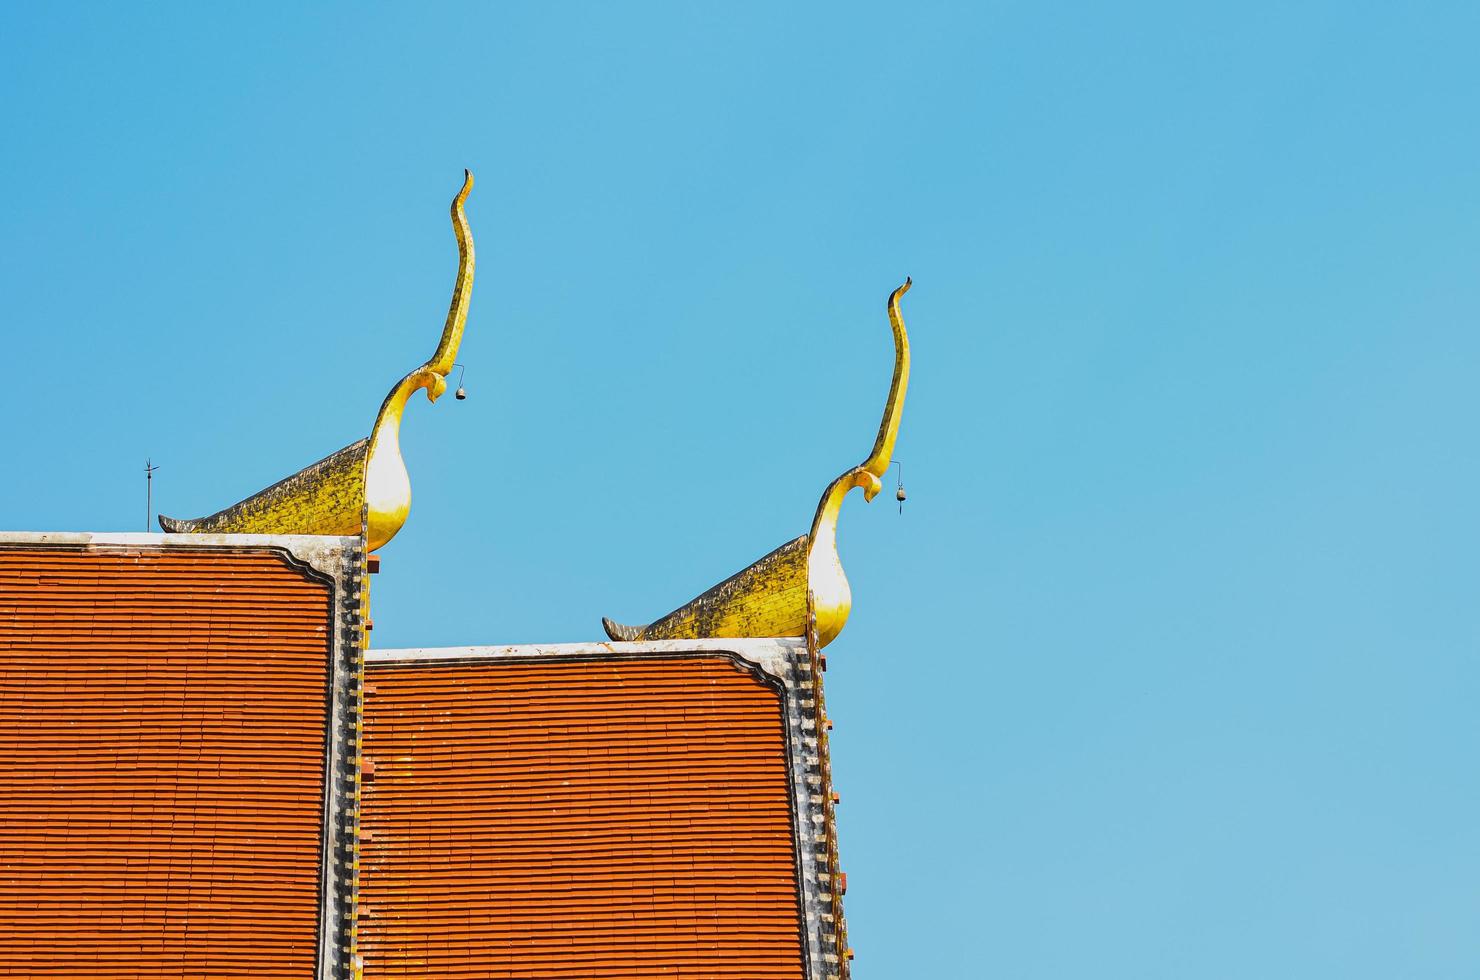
[455,386,467,400]
[896,485,906,503]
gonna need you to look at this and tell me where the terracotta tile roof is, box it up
[0,539,848,979]
[358,656,807,979]
[0,545,338,978]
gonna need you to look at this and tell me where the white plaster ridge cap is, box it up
[0,531,361,579]
[368,637,806,680]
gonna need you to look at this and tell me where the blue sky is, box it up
[4,3,1479,976]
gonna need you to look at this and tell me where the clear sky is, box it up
[3,3,1478,977]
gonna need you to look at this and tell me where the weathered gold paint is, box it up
[603,278,911,648]
[603,536,810,642]
[159,172,475,551]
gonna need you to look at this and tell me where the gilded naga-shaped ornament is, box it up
[603,278,911,649]
[159,171,476,551]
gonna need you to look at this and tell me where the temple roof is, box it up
[361,637,849,979]
[0,173,911,980]
[0,533,363,976]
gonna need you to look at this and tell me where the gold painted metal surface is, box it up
[160,172,475,551]
[603,536,810,642]
[603,278,911,648]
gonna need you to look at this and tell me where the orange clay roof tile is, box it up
[358,657,807,980]
[0,547,336,978]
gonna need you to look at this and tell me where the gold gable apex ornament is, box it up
[159,171,476,551]
[603,278,911,649]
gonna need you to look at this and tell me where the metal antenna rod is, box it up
[144,458,160,531]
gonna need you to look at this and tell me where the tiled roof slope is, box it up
[359,651,809,979]
[0,537,361,979]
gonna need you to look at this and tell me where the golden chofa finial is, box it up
[159,170,476,552]
[603,278,911,648]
